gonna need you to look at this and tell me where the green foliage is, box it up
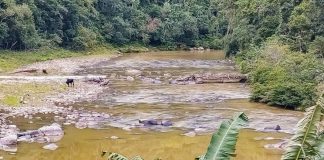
[0,0,322,52]
[281,96,324,160]
[202,112,248,160]
[0,47,115,72]
[238,39,323,109]
[72,26,100,50]
[310,36,324,58]
[2,95,20,106]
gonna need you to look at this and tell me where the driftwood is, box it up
[13,69,48,74]
[170,73,248,85]
[13,69,38,74]
[84,77,110,86]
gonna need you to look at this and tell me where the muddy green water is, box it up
[1,127,287,160]
[1,51,302,160]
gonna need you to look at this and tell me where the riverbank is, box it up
[0,44,153,74]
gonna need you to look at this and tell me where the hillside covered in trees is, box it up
[0,0,322,55]
[0,0,323,109]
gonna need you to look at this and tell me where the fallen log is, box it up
[13,69,38,74]
[170,73,248,85]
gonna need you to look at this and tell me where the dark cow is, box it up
[42,69,48,74]
[66,78,74,87]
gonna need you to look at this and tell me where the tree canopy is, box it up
[0,0,322,53]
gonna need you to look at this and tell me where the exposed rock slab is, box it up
[17,123,63,143]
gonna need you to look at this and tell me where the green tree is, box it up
[0,0,41,50]
[310,36,324,58]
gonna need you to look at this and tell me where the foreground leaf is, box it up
[131,156,144,160]
[106,152,129,160]
[203,112,248,160]
[281,97,324,160]
[316,132,324,160]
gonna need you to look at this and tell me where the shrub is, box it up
[238,39,323,110]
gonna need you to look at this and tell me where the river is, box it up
[0,51,303,160]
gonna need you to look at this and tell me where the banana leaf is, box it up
[281,97,323,160]
[203,112,248,160]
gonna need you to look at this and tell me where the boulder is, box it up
[0,135,18,152]
[38,123,63,136]
[161,120,173,126]
[0,135,17,146]
[139,119,159,126]
[139,119,173,127]
[17,123,63,143]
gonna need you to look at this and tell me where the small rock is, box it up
[126,69,142,76]
[198,47,204,50]
[163,73,172,78]
[110,136,119,140]
[264,125,281,131]
[43,143,58,151]
[63,122,71,126]
[122,127,131,131]
[75,122,87,129]
[264,141,287,150]
[194,128,207,133]
[183,132,196,137]
[126,76,135,81]
[264,137,275,140]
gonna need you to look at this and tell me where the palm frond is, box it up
[106,152,129,160]
[316,132,324,160]
[281,97,324,160]
[195,155,205,160]
[131,156,144,160]
[203,112,248,160]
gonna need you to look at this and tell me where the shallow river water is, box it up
[1,51,303,160]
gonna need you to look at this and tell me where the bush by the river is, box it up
[237,39,324,110]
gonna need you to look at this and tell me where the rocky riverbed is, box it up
[0,51,304,160]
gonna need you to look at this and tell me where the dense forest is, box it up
[0,0,322,54]
[0,0,323,109]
